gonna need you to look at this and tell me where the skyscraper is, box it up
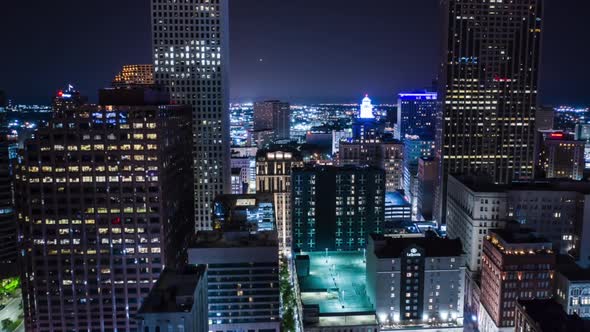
[16,88,194,331]
[151,0,230,230]
[395,91,437,140]
[437,0,544,222]
[253,100,291,141]
[0,124,17,278]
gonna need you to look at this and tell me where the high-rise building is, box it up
[16,88,194,331]
[437,0,544,222]
[536,131,585,180]
[113,64,155,87]
[339,136,404,192]
[366,233,465,329]
[52,85,87,118]
[151,0,231,230]
[402,138,435,213]
[479,225,555,331]
[137,266,208,332]
[292,165,385,252]
[0,130,17,278]
[189,229,280,332]
[253,100,291,141]
[256,147,303,256]
[352,95,383,141]
[384,191,412,230]
[535,106,555,131]
[417,157,437,221]
[395,91,437,140]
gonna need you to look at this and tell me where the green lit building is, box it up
[292,165,385,252]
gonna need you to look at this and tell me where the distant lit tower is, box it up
[52,85,87,118]
[112,64,155,87]
[437,0,544,222]
[253,100,291,141]
[352,95,382,140]
[0,118,17,278]
[395,91,437,140]
[151,0,230,230]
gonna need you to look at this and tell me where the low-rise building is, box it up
[515,299,589,332]
[137,266,208,332]
[295,251,378,332]
[555,261,590,318]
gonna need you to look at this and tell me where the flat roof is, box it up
[192,230,278,248]
[370,233,463,258]
[138,266,205,314]
[297,251,374,315]
[385,191,411,207]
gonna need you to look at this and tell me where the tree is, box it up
[1,318,13,331]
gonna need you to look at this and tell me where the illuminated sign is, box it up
[406,248,422,257]
[236,199,256,206]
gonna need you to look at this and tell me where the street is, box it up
[0,291,23,332]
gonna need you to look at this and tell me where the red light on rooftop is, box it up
[57,90,64,97]
[549,132,564,139]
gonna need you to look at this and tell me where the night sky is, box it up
[1,0,589,105]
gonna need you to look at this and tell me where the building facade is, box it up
[0,131,17,278]
[292,165,385,252]
[112,64,155,87]
[417,157,437,221]
[151,0,231,230]
[395,91,437,140]
[479,227,555,331]
[537,131,584,180]
[256,147,303,256]
[515,299,588,332]
[189,230,280,332]
[137,266,208,332]
[253,100,291,141]
[366,234,465,329]
[16,89,194,331]
[437,0,544,222]
[555,263,590,318]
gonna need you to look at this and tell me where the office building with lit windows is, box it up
[151,0,231,230]
[253,100,291,141]
[113,64,155,87]
[0,125,17,278]
[479,225,555,332]
[256,147,303,256]
[189,229,280,332]
[339,135,404,192]
[436,0,544,223]
[292,165,385,252]
[15,87,194,331]
[366,233,465,330]
[395,91,437,140]
[536,130,585,180]
[515,299,589,332]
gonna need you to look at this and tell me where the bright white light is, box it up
[359,95,375,119]
[440,311,449,320]
[378,313,387,322]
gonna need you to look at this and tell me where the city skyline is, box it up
[1,0,590,105]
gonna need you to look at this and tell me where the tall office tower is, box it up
[352,95,383,141]
[189,229,280,332]
[15,88,194,331]
[253,100,291,141]
[292,165,385,252]
[151,0,231,230]
[113,64,155,87]
[339,136,404,192]
[0,130,18,278]
[437,0,544,223]
[535,106,554,131]
[256,147,303,256]
[478,225,555,331]
[395,91,437,140]
[402,138,435,213]
[536,131,584,180]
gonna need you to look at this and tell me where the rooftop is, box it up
[192,230,278,248]
[138,266,205,314]
[370,233,463,258]
[517,299,589,332]
[385,191,411,207]
[297,251,374,315]
[557,260,590,282]
[451,174,590,194]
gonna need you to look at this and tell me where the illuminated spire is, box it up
[359,94,374,119]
